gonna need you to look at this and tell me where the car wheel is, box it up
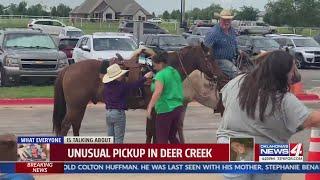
[295,54,305,69]
[0,67,11,87]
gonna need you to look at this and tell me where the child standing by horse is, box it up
[103,64,153,143]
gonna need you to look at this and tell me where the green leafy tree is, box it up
[17,1,28,15]
[55,3,72,17]
[170,10,181,20]
[234,6,259,21]
[162,10,170,20]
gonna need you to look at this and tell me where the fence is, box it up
[2,15,319,36]
[277,27,320,37]
[0,15,179,34]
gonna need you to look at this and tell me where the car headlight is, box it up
[58,58,69,68]
[5,57,19,67]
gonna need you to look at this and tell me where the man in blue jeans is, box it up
[204,9,239,79]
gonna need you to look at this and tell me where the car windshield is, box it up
[66,31,84,37]
[253,38,280,48]
[198,28,210,35]
[59,39,78,48]
[193,28,210,35]
[93,38,137,51]
[293,38,320,47]
[4,33,56,49]
[159,36,188,46]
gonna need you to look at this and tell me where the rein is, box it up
[176,49,221,98]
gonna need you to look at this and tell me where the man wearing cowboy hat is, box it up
[103,64,153,143]
[204,9,239,79]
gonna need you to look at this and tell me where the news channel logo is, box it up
[17,143,50,161]
[259,143,303,162]
[229,137,254,162]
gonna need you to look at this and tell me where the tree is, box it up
[234,6,259,21]
[55,3,72,17]
[152,12,156,18]
[27,4,49,16]
[170,10,181,20]
[0,4,4,15]
[263,0,298,26]
[5,3,18,15]
[162,10,170,20]
[51,6,57,16]
[17,1,27,15]
[185,3,223,21]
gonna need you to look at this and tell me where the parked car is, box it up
[184,27,211,46]
[186,35,204,46]
[313,33,320,44]
[147,18,163,23]
[73,32,138,63]
[58,37,80,64]
[58,26,84,38]
[233,21,276,35]
[272,36,320,68]
[27,19,66,35]
[141,34,188,51]
[0,29,68,86]
[119,21,168,34]
[237,35,280,56]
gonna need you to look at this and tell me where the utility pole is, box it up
[180,0,185,28]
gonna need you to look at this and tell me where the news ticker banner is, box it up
[1,162,320,174]
[14,136,303,162]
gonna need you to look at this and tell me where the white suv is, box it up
[28,19,66,35]
[73,32,138,63]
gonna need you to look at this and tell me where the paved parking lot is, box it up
[1,102,319,180]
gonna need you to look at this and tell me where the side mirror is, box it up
[81,45,90,52]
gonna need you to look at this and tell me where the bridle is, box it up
[176,47,226,98]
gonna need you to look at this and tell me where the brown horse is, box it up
[52,45,227,137]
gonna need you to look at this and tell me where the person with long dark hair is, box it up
[217,50,320,180]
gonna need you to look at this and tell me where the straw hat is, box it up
[102,64,129,83]
[218,9,234,19]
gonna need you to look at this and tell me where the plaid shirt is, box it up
[204,24,238,61]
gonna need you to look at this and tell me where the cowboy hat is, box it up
[102,64,129,83]
[218,9,234,19]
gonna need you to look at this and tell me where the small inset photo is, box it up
[17,143,50,161]
[229,137,254,162]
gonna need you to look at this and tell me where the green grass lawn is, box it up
[0,86,53,98]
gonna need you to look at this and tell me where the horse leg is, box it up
[146,117,153,144]
[177,104,187,144]
[60,108,72,136]
[146,109,156,144]
[71,107,87,136]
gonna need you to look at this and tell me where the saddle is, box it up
[106,56,151,109]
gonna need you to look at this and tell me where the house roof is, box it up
[70,0,102,14]
[120,2,151,16]
[70,0,151,16]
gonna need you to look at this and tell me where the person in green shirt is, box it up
[147,51,184,144]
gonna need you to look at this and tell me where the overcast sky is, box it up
[1,0,269,15]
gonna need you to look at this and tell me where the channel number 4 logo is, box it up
[290,143,303,156]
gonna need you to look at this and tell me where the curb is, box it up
[0,98,53,105]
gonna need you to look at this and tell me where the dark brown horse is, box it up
[52,45,227,137]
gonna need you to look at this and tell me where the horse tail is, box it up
[52,68,67,136]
